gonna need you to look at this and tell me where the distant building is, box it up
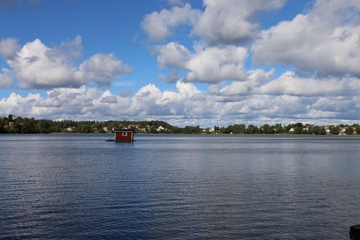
[139,128,147,133]
[338,127,345,135]
[114,129,134,142]
[127,124,140,129]
[157,126,165,132]
[323,126,330,133]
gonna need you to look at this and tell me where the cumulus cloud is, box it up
[131,81,209,118]
[141,0,360,125]
[212,70,360,99]
[165,0,185,6]
[0,68,14,88]
[10,38,78,89]
[0,92,42,117]
[165,69,180,83]
[192,0,286,45]
[0,37,20,60]
[77,53,133,87]
[219,69,274,96]
[252,0,360,78]
[50,35,83,59]
[155,42,251,84]
[257,71,360,97]
[142,0,286,44]
[0,86,131,119]
[141,3,201,41]
[184,45,248,83]
[156,42,191,69]
[0,36,133,89]
[1,79,360,126]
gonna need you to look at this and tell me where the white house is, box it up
[157,126,165,132]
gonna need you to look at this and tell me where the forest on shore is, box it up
[1,114,359,135]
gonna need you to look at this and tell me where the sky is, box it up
[1,0,360,128]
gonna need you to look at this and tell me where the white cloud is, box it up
[1,79,359,127]
[0,68,14,88]
[0,92,42,117]
[80,53,132,75]
[252,0,360,77]
[141,3,201,41]
[156,42,191,69]
[212,70,360,100]
[155,42,251,84]
[164,69,180,83]
[220,69,274,95]
[0,36,133,89]
[50,35,83,59]
[142,0,286,44]
[0,86,130,119]
[257,71,360,97]
[207,82,224,95]
[184,45,248,83]
[131,82,206,116]
[77,53,133,87]
[166,0,185,6]
[192,0,286,45]
[0,37,20,60]
[11,38,77,89]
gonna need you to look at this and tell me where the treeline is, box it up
[215,123,360,135]
[0,115,180,134]
[1,115,359,135]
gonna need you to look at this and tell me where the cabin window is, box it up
[122,132,127,136]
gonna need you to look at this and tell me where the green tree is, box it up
[330,126,339,135]
[222,125,232,134]
[246,124,259,134]
[184,125,201,134]
[275,123,283,133]
[345,127,354,135]
[356,125,360,135]
[320,127,326,135]
[8,114,13,123]
[294,126,303,134]
[0,118,6,133]
[261,124,272,134]
[311,126,321,135]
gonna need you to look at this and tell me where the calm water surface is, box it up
[0,134,360,239]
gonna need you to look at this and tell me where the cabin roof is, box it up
[113,128,134,132]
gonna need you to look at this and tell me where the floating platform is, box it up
[350,225,360,239]
[106,129,134,142]
[105,139,134,142]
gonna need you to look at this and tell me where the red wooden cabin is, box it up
[114,129,134,142]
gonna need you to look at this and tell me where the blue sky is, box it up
[1,0,360,127]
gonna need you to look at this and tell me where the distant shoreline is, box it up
[1,132,359,137]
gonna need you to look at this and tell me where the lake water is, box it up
[0,134,360,239]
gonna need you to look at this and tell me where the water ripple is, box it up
[1,134,360,239]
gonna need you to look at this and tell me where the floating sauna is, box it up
[106,129,134,142]
[350,225,360,239]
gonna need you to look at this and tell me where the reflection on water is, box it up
[0,134,360,239]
